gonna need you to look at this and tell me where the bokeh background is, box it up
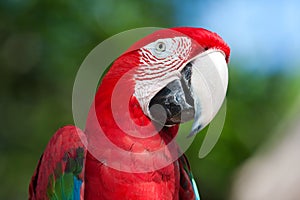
[1,0,300,199]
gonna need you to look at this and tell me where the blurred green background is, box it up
[1,0,299,199]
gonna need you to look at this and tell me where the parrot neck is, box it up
[85,55,179,153]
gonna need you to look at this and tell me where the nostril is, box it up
[181,63,192,88]
[185,62,192,67]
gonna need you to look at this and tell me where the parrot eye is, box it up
[155,42,166,53]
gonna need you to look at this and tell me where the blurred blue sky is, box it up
[175,0,300,74]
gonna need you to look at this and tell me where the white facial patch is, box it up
[134,37,192,118]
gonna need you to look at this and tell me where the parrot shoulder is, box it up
[29,125,87,200]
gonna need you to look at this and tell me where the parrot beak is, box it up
[149,49,228,136]
[188,49,228,136]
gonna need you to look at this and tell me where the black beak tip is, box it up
[187,124,202,138]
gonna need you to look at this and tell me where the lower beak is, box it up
[149,50,228,135]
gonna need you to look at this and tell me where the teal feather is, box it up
[180,155,201,200]
[190,173,201,200]
[47,148,84,200]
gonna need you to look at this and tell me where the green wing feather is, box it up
[29,126,87,200]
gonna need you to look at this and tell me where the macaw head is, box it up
[94,27,230,137]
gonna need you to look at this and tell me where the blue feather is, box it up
[73,176,82,200]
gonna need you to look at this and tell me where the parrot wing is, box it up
[179,154,201,200]
[29,125,87,200]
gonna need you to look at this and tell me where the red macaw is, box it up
[29,27,230,200]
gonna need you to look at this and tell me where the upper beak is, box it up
[149,49,228,136]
